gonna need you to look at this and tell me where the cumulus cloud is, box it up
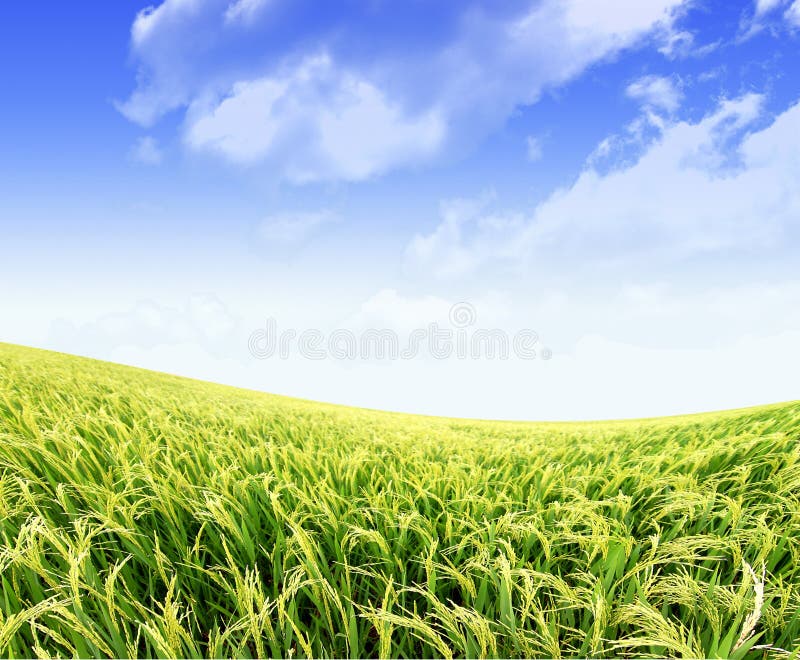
[128,136,163,165]
[625,75,682,113]
[118,0,691,182]
[116,0,211,126]
[407,93,799,276]
[185,55,445,182]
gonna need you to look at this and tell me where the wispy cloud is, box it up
[740,0,798,39]
[128,136,163,165]
[257,210,337,246]
[224,0,271,25]
[626,75,682,113]
[525,135,544,162]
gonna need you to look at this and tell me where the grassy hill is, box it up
[0,342,798,658]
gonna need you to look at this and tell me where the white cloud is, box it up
[128,136,163,165]
[626,75,682,113]
[741,0,797,38]
[224,0,270,25]
[441,0,688,127]
[12,241,799,420]
[559,0,682,41]
[755,0,786,14]
[526,135,544,162]
[186,76,288,165]
[786,0,800,25]
[314,282,800,418]
[117,0,210,126]
[407,93,800,276]
[185,55,445,182]
[119,0,691,181]
[131,0,204,48]
[406,193,527,279]
[657,29,693,57]
[257,210,336,246]
[49,294,240,358]
[42,283,800,421]
[342,289,454,338]
[98,327,799,421]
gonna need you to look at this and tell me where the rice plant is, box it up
[0,342,798,658]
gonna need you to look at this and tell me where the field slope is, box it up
[0,342,799,658]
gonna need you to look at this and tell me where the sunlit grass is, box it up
[1,342,798,658]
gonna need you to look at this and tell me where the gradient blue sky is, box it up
[1,0,799,419]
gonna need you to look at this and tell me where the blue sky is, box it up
[1,0,799,419]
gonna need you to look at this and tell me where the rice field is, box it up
[0,342,799,658]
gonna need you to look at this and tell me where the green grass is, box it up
[0,342,799,658]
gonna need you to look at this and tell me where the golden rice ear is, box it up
[733,561,765,653]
